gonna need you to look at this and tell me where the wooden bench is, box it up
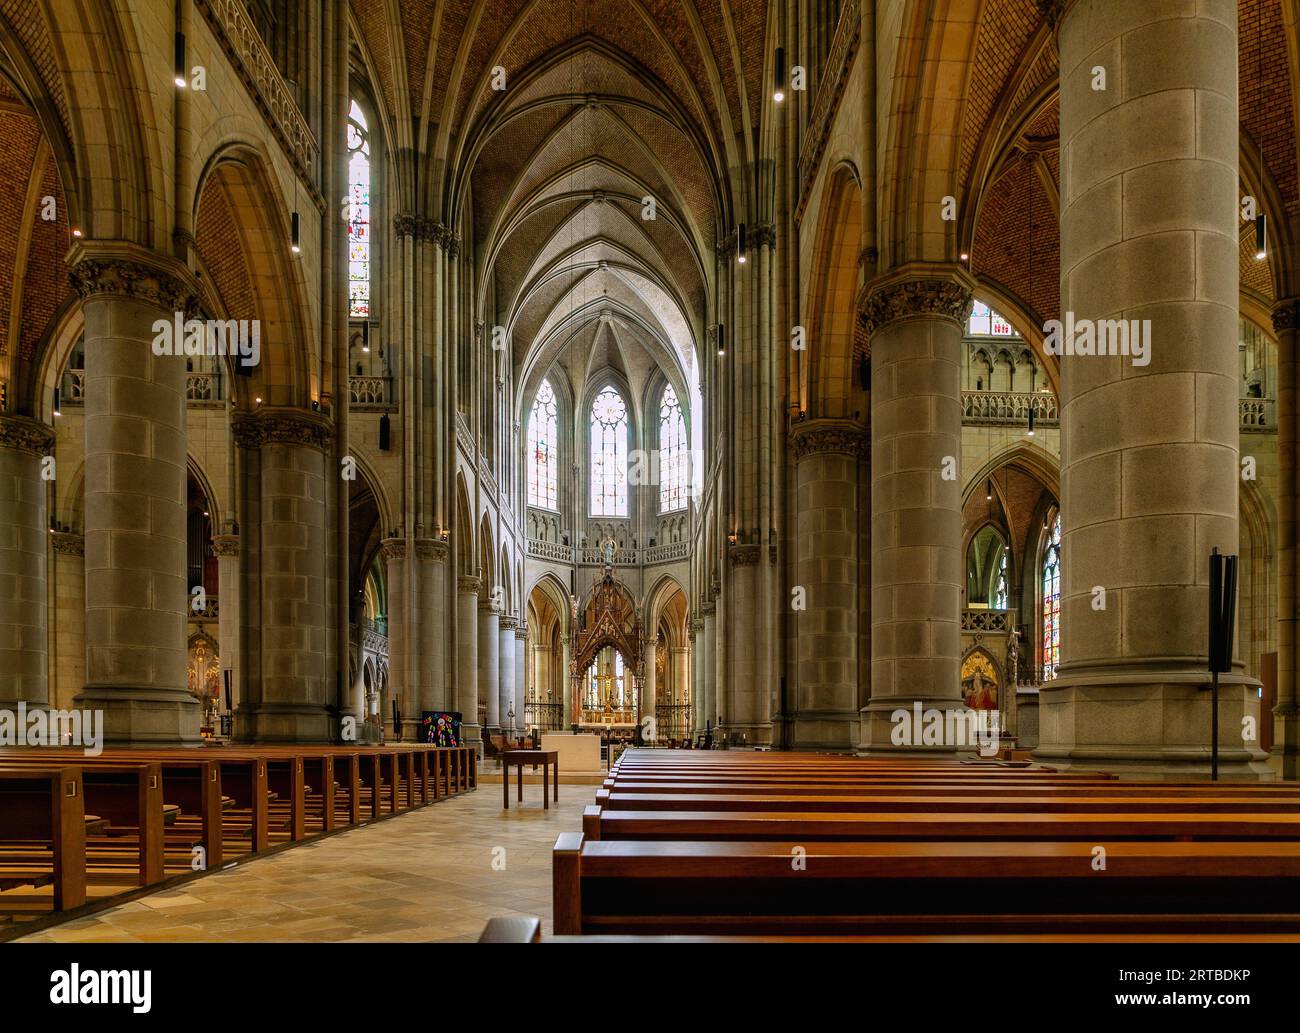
[0,766,86,910]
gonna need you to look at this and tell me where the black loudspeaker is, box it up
[1208,549,1238,674]
[378,413,391,451]
[859,355,871,391]
[223,669,232,712]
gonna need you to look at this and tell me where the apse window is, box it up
[347,99,371,319]
[659,383,688,512]
[591,386,629,517]
[528,378,559,510]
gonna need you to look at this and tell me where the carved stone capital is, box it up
[499,615,518,631]
[68,245,199,315]
[790,418,869,462]
[444,231,461,259]
[231,407,334,452]
[1273,298,1300,334]
[515,625,528,640]
[50,531,84,557]
[211,534,240,557]
[393,213,419,239]
[457,575,481,595]
[380,537,407,562]
[415,538,449,562]
[751,223,777,249]
[1036,0,1075,29]
[857,267,975,341]
[729,544,762,567]
[0,413,54,456]
[701,601,716,617]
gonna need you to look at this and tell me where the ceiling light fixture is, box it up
[773,46,785,103]
[174,33,187,88]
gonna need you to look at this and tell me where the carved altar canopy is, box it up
[571,567,641,675]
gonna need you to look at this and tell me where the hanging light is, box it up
[1027,405,1035,437]
[174,33,187,89]
[1255,213,1268,261]
[717,321,726,357]
[361,319,370,353]
[773,47,786,103]
[736,223,747,265]
[986,479,993,501]
[52,387,61,417]
[290,210,301,253]
[960,251,969,262]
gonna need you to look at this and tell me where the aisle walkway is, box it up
[15,787,584,944]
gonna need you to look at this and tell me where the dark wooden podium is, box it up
[501,749,559,809]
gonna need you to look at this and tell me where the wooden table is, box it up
[501,750,559,810]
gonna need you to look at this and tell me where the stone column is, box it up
[211,533,240,724]
[858,267,972,752]
[498,616,516,732]
[416,539,449,715]
[642,640,657,742]
[0,414,54,714]
[791,419,869,748]
[478,600,500,731]
[50,532,85,711]
[69,248,201,743]
[232,408,333,742]
[456,575,481,746]
[701,604,717,730]
[672,646,690,711]
[727,545,770,743]
[689,619,702,735]
[381,537,408,739]
[1037,0,1265,776]
[513,625,527,733]
[1275,298,1300,779]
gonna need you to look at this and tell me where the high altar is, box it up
[570,558,643,728]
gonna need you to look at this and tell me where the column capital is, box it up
[729,543,762,567]
[380,537,407,562]
[790,417,869,462]
[0,413,54,455]
[499,615,518,631]
[1273,298,1300,333]
[1035,0,1076,30]
[701,601,716,617]
[857,264,976,342]
[457,574,481,595]
[231,406,334,451]
[414,537,449,562]
[211,534,240,557]
[67,240,200,314]
[50,531,84,556]
[515,625,528,641]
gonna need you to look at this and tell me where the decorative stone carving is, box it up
[211,534,240,557]
[0,413,54,456]
[729,544,761,567]
[499,615,518,631]
[393,213,419,239]
[858,275,974,340]
[50,531,84,557]
[415,538,449,562]
[1273,298,1300,334]
[457,575,481,594]
[751,223,778,249]
[701,601,716,617]
[795,0,861,223]
[69,257,199,315]
[380,537,407,562]
[790,420,869,462]
[1036,0,1072,29]
[231,407,334,451]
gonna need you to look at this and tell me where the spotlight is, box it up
[255,396,263,405]
[71,228,82,238]
[361,320,370,353]
[1255,213,1267,260]
[291,210,301,253]
[773,47,785,103]
[717,321,725,357]
[174,33,187,89]
[736,223,747,265]
[52,387,61,417]
[1027,406,1035,437]
[960,252,969,261]
[986,479,993,501]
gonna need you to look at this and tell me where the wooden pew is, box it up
[0,766,86,910]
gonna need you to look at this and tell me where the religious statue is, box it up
[601,535,616,567]
[1006,627,1020,686]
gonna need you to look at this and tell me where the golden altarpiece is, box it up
[570,558,643,727]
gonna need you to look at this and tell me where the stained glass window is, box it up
[968,300,1017,337]
[590,386,628,516]
[1042,512,1062,681]
[347,100,371,319]
[527,379,558,509]
[658,384,687,512]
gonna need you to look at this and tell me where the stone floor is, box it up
[13,785,585,944]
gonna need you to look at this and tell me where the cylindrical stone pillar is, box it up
[212,533,241,727]
[859,267,972,752]
[0,415,54,714]
[232,409,332,741]
[70,250,201,743]
[642,641,657,742]
[479,603,500,731]
[417,539,448,714]
[456,575,480,745]
[726,546,770,744]
[791,420,869,748]
[701,604,717,731]
[498,616,516,732]
[50,532,85,712]
[1039,0,1265,776]
[513,625,526,734]
[381,538,408,740]
[1275,298,1300,779]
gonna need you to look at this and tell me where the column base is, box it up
[1035,672,1273,780]
[1273,705,1300,780]
[73,686,202,746]
[232,702,334,743]
[717,722,774,748]
[856,698,969,754]
[788,712,860,751]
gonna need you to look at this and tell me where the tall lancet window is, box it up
[590,386,628,516]
[1042,512,1062,681]
[347,99,372,318]
[659,384,688,512]
[527,379,558,509]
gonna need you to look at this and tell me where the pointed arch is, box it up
[803,161,863,419]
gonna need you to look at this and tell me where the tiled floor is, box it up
[13,786,586,944]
